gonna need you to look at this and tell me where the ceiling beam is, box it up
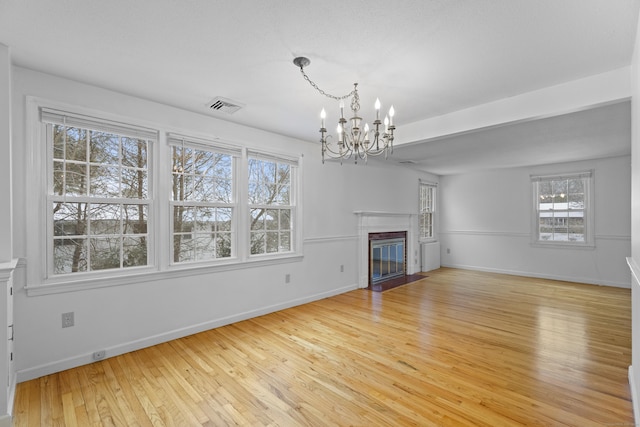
[396,67,631,146]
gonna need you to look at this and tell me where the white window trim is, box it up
[530,170,595,249]
[419,180,437,243]
[24,97,304,296]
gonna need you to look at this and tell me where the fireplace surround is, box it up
[355,211,417,288]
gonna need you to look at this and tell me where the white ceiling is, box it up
[1,0,638,175]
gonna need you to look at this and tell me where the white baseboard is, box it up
[17,283,358,382]
[630,366,639,426]
[440,262,631,288]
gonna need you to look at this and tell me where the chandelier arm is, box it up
[322,142,354,158]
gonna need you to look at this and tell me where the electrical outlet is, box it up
[447,248,451,254]
[340,264,344,272]
[285,273,291,284]
[62,312,74,328]
[93,350,106,361]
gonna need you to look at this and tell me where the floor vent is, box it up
[207,97,244,115]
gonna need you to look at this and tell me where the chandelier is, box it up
[293,57,395,164]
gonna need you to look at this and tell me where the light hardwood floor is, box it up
[12,268,633,426]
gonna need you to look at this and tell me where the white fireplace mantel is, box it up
[354,211,418,288]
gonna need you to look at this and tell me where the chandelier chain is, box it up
[298,67,355,101]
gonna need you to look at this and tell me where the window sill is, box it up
[25,253,304,296]
[530,241,595,250]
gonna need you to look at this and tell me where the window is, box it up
[30,99,303,293]
[42,108,156,276]
[248,153,297,256]
[532,171,593,246]
[169,135,239,263]
[419,181,436,240]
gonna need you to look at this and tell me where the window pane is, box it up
[196,207,215,232]
[266,231,279,253]
[90,131,119,165]
[90,165,120,197]
[569,217,585,241]
[174,206,194,232]
[217,208,232,232]
[280,231,291,251]
[123,204,147,234]
[123,236,147,267]
[53,126,66,160]
[89,237,121,270]
[251,231,265,255]
[280,210,291,230]
[266,209,279,231]
[122,137,147,168]
[215,178,233,203]
[53,202,87,237]
[217,233,232,258]
[277,163,290,185]
[89,204,121,235]
[53,161,65,195]
[276,184,290,205]
[194,235,216,260]
[251,209,265,230]
[65,163,87,196]
[122,168,148,199]
[54,126,87,162]
[53,238,87,273]
[172,173,194,201]
[194,149,214,175]
[174,235,194,263]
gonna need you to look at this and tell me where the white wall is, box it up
[440,156,631,287]
[629,4,640,421]
[10,67,438,381]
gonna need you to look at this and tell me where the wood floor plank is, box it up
[12,268,634,426]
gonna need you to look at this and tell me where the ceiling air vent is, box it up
[207,96,244,115]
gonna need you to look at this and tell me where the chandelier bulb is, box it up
[389,105,395,126]
[320,108,326,128]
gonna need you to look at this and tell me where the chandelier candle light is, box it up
[293,57,395,164]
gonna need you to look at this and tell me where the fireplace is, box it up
[355,211,417,289]
[369,231,406,286]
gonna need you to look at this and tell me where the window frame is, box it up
[419,180,437,242]
[168,133,240,265]
[247,150,299,258]
[41,106,158,281]
[531,171,594,248]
